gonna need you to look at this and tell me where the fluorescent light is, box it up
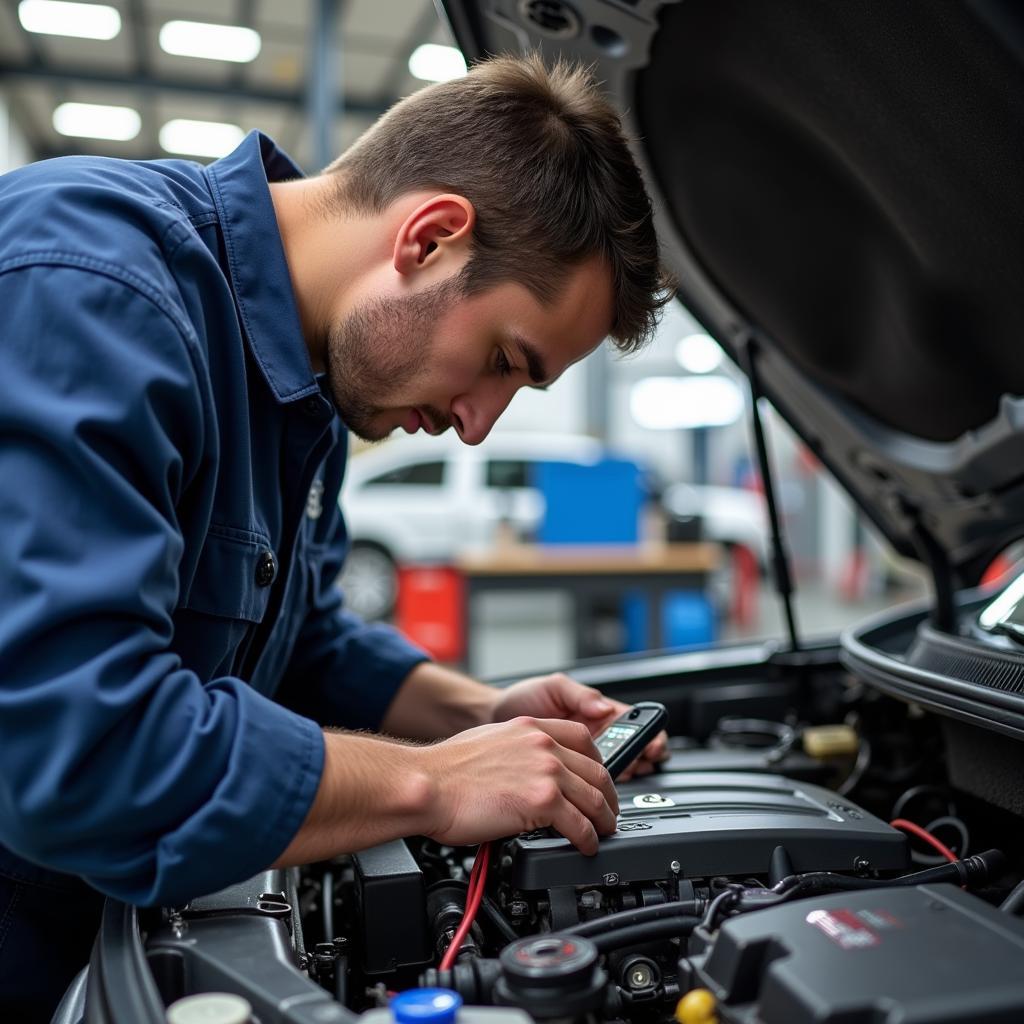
[159,119,244,159]
[159,20,261,63]
[629,376,745,430]
[675,333,724,374]
[408,44,467,83]
[53,102,140,141]
[19,0,120,40]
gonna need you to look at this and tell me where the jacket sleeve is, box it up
[0,263,324,906]
[275,489,430,731]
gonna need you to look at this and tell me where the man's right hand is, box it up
[414,716,619,855]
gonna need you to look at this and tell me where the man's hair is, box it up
[324,53,673,353]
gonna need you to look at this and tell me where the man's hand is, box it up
[415,716,619,855]
[492,673,669,780]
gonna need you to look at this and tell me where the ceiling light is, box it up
[629,376,745,430]
[675,333,724,374]
[159,20,261,63]
[19,0,120,40]
[408,44,467,83]
[53,102,140,141]
[159,119,245,159]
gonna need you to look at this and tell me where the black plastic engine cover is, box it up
[508,773,906,890]
[689,883,1024,1023]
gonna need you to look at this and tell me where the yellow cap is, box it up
[675,988,718,1024]
[802,724,859,759]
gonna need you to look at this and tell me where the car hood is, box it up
[439,0,1024,587]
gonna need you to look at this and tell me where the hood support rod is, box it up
[741,337,801,653]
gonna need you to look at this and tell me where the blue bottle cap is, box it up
[391,988,463,1024]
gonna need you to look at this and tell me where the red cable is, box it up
[890,818,959,863]
[439,842,491,971]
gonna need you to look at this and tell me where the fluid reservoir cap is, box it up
[675,988,718,1024]
[494,935,606,1019]
[499,934,598,986]
[391,988,463,1024]
[166,992,252,1024]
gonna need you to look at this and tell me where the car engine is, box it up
[116,671,1024,1024]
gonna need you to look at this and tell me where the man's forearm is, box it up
[380,660,500,740]
[272,729,434,867]
[273,714,620,867]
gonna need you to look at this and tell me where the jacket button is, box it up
[256,550,277,587]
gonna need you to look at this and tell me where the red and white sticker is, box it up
[805,907,902,950]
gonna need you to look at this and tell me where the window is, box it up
[486,459,530,489]
[364,460,445,487]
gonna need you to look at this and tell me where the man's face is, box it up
[323,256,614,444]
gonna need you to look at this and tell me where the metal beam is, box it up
[125,0,160,158]
[0,61,390,116]
[308,0,341,169]
[4,87,52,162]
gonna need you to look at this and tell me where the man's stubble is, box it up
[324,277,460,442]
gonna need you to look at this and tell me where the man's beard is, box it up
[324,277,459,442]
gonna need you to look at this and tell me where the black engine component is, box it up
[352,840,430,976]
[685,883,1024,1023]
[493,936,607,1021]
[507,772,908,891]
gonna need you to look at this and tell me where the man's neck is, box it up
[268,176,377,372]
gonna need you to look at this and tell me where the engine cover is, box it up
[507,772,907,891]
[687,884,1024,1023]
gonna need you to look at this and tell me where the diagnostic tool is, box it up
[596,702,667,779]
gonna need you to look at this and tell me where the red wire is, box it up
[890,818,959,863]
[439,842,490,971]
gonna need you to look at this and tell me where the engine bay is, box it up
[114,643,1024,1024]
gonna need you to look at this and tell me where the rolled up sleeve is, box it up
[0,263,324,906]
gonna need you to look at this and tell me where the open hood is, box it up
[439,0,1024,587]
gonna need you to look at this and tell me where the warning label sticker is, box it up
[805,907,902,950]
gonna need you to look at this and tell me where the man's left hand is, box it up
[491,672,669,781]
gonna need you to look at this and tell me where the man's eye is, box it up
[495,350,513,377]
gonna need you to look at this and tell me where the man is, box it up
[0,54,670,1018]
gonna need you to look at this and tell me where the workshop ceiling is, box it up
[0,0,452,167]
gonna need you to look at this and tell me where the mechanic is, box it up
[0,54,670,1020]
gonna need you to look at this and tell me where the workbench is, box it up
[456,541,720,664]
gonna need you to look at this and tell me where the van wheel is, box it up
[338,542,398,621]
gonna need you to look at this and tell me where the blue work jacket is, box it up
[0,132,428,906]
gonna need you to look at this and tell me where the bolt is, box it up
[853,857,871,875]
[603,872,620,886]
[670,860,681,873]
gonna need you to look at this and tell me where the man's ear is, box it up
[393,194,475,276]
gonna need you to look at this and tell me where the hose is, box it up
[1000,880,1024,915]
[587,917,701,953]
[565,899,702,938]
[322,870,335,942]
[769,849,1004,904]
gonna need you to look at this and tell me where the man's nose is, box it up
[451,388,516,446]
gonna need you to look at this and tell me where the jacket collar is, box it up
[206,131,320,404]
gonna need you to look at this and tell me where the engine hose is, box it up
[421,957,504,1003]
[587,917,701,953]
[1000,880,1024,915]
[565,900,703,938]
[322,870,335,942]
[769,849,1005,904]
